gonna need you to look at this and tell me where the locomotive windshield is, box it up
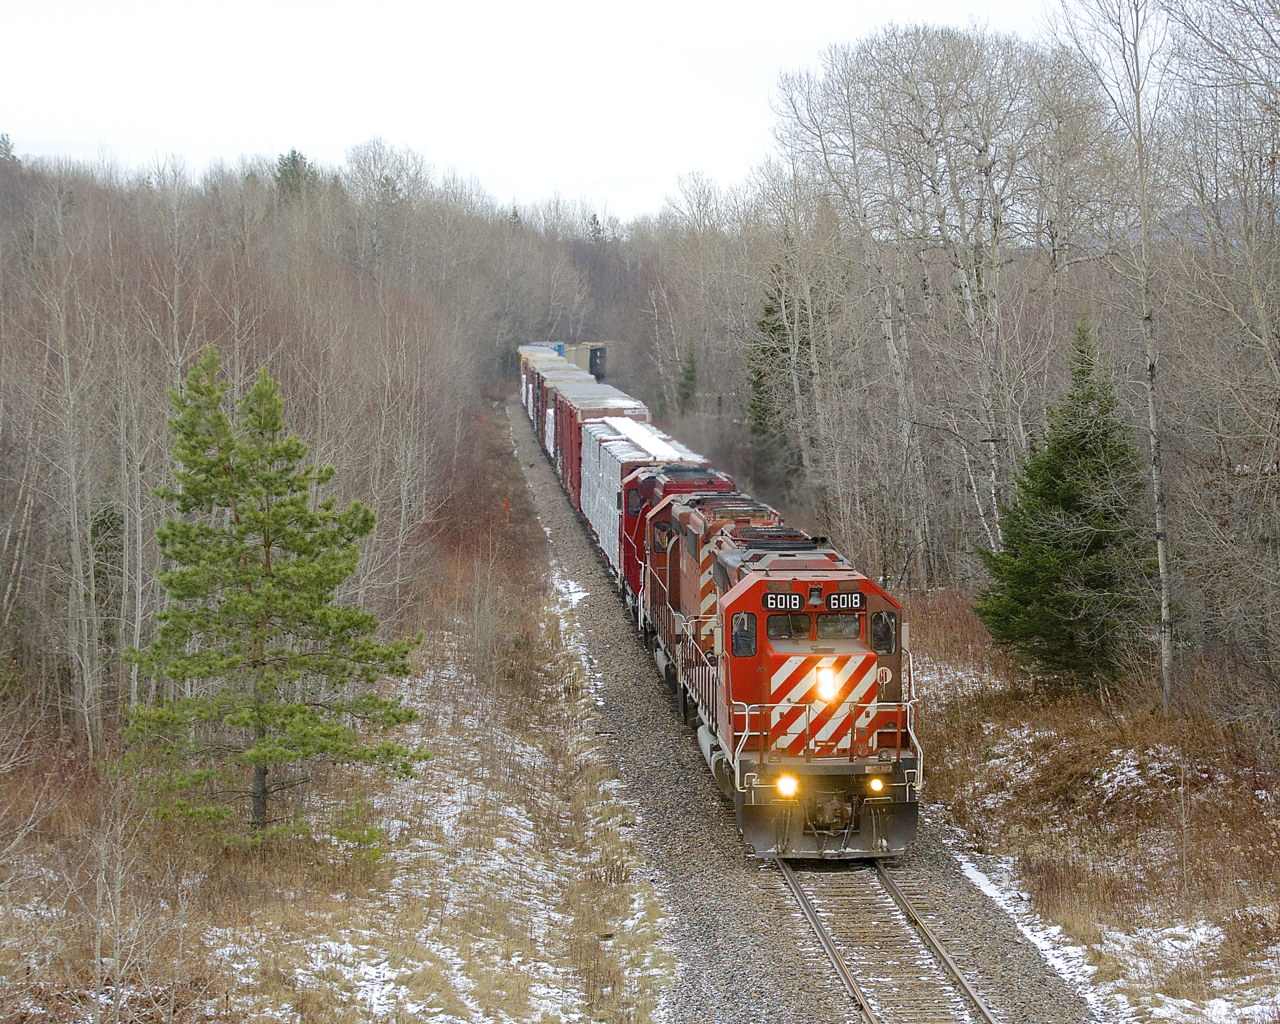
[766,613,811,640]
[816,613,862,640]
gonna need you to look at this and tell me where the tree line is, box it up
[5,0,1280,753]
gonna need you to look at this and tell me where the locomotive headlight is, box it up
[869,777,884,793]
[817,668,837,702]
[776,774,799,798]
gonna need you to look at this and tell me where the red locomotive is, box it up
[519,345,920,858]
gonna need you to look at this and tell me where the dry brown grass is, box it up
[902,590,1018,684]
[426,605,668,1023]
[1,623,667,1022]
[909,589,1280,1010]
[0,740,404,1021]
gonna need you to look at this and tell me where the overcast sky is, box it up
[7,0,1049,221]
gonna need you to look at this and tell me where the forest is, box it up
[0,139,597,755]
[602,2,1280,726]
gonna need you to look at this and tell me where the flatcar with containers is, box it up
[517,344,920,858]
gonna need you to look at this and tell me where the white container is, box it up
[579,418,705,577]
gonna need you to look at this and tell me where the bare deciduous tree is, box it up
[1056,0,1177,707]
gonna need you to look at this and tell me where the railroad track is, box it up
[778,859,1001,1024]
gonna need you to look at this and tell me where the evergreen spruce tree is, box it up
[274,148,318,203]
[975,326,1149,683]
[129,348,425,829]
[746,278,805,494]
[675,344,698,416]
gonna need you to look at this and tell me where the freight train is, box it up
[519,345,920,858]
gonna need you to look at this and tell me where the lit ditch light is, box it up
[817,667,837,702]
[776,774,799,798]
[869,777,884,793]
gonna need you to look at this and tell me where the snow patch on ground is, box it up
[297,941,428,1017]
[955,847,1280,1022]
[551,567,588,609]
[953,852,1138,1023]
[927,663,1280,1024]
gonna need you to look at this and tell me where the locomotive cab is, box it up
[621,464,730,617]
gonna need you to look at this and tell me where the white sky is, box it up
[6,0,1048,221]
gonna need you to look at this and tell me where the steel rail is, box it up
[875,861,1001,1024]
[777,859,881,1024]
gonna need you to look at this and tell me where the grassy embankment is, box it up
[0,389,670,1023]
[909,591,1280,1019]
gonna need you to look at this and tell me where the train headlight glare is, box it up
[869,777,884,793]
[776,774,799,798]
[817,668,837,702]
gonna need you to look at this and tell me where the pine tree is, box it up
[747,275,807,496]
[676,344,698,415]
[129,348,425,829]
[274,149,317,204]
[975,326,1149,683]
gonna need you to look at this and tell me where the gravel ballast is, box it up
[507,397,1098,1024]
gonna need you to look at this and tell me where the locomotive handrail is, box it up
[729,700,813,777]
[621,532,643,627]
[680,615,719,726]
[906,695,924,791]
[679,612,717,634]
[903,650,924,788]
[648,571,676,652]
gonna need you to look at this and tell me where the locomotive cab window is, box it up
[653,521,674,551]
[731,612,757,658]
[767,613,811,641]
[817,613,862,640]
[627,489,643,517]
[870,611,897,654]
